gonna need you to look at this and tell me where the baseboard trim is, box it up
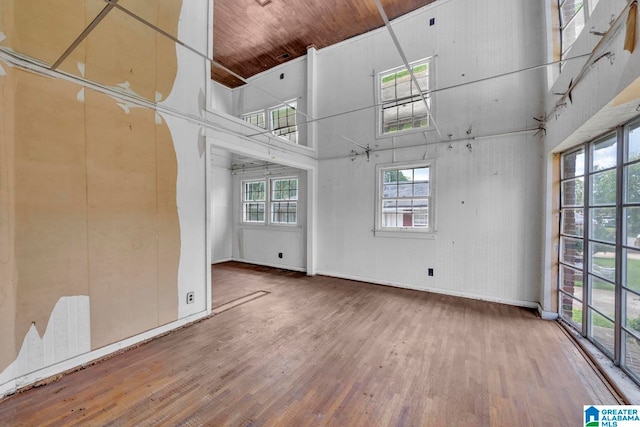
[230,258,306,272]
[538,304,559,320]
[212,257,233,264]
[1,309,210,398]
[315,269,539,310]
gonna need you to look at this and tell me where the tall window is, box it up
[242,177,298,225]
[558,0,599,59]
[559,118,640,386]
[243,180,266,223]
[376,163,432,232]
[271,178,298,224]
[240,101,298,144]
[378,58,433,136]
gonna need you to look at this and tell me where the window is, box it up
[271,178,298,224]
[378,59,433,136]
[241,111,265,129]
[242,180,266,223]
[242,177,298,225]
[376,163,433,232]
[558,0,599,59]
[558,117,640,387]
[240,101,298,143]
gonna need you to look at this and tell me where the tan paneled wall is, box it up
[0,60,17,375]
[0,0,183,371]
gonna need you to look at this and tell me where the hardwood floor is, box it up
[0,262,619,426]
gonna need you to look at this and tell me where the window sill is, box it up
[376,126,435,140]
[374,229,436,239]
[239,223,302,232]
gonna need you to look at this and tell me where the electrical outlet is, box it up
[429,17,435,26]
[186,291,194,304]
[428,268,434,277]
[278,252,283,259]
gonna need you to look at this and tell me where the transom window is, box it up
[376,163,433,232]
[240,101,298,144]
[558,0,599,59]
[242,177,298,225]
[378,58,433,136]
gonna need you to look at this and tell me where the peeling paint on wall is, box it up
[0,296,90,388]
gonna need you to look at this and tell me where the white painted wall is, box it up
[231,168,307,271]
[306,0,545,305]
[211,80,233,114]
[233,58,309,147]
[224,0,547,305]
[210,148,233,262]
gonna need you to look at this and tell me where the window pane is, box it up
[560,0,583,26]
[560,295,583,328]
[590,275,615,320]
[590,242,616,280]
[243,202,265,223]
[560,265,583,300]
[561,178,584,207]
[562,148,585,179]
[590,207,616,243]
[561,208,584,237]
[629,124,640,162]
[624,333,640,380]
[271,202,297,224]
[590,308,615,357]
[414,167,429,182]
[380,61,431,135]
[561,7,585,55]
[591,170,616,205]
[626,163,640,203]
[626,248,640,292]
[244,181,265,202]
[560,236,584,268]
[592,134,617,171]
[626,290,640,335]
[626,208,640,248]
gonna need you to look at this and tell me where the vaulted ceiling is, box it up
[212,0,436,88]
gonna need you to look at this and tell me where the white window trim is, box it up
[374,160,436,238]
[240,175,300,227]
[375,57,436,139]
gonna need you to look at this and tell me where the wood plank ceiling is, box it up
[213,0,437,88]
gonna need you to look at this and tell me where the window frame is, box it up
[270,177,299,225]
[241,110,266,129]
[241,175,299,227]
[557,115,640,388]
[375,160,436,238]
[242,179,267,224]
[375,57,435,139]
[240,100,298,144]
